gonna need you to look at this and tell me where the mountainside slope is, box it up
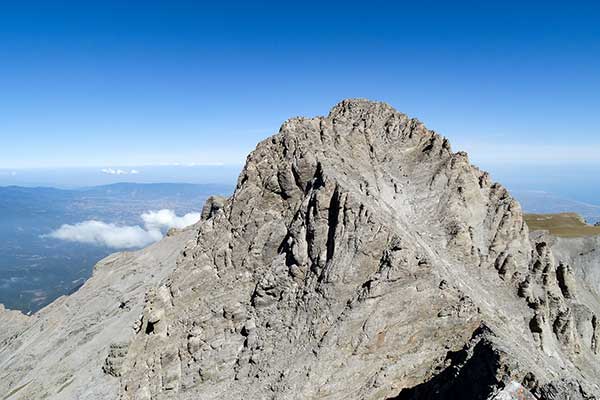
[0,229,196,399]
[2,100,600,399]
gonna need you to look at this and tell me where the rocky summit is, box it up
[2,99,600,399]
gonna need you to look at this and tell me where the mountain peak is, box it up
[328,97,399,116]
[2,101,600,399]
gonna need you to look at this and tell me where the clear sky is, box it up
[1,1,599,169]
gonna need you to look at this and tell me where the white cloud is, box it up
[101,168,141,175]
[47,221,161,249]
[141,209,201,231]
[45,209,200,249]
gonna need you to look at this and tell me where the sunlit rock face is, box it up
[2,100,600,400]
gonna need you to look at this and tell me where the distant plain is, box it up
[524,213,600,238]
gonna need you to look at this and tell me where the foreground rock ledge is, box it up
[2,99,600,400]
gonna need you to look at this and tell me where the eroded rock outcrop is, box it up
[551,234,600,295]
[200,195,227,220]
[118,100,600,399]
[2,100,600,399]
[0,304,29,346]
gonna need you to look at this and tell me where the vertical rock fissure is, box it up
[325,186,341,264]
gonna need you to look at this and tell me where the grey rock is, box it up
[550,234,600,295]
[201,195,227,220]
[2,99,600,399]
[0,228,196,399]
[490,381,536,400]
[0,304,29,346]
[103,343,129,377]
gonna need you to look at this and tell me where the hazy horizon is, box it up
[0,164,242,188]
[2,161,600,207]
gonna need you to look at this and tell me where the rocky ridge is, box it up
[550,234,600,307]
[0,229,196,399]
[2,99,600,399]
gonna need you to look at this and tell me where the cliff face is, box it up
[551,234,600,293]
[2,100,600,400]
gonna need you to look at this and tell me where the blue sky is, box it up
[1,1,599,169]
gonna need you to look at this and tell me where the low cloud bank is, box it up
[47,221,162,248]
[46,209,200,249]
[141,209,200,231]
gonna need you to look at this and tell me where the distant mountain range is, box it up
[0,165,242,188]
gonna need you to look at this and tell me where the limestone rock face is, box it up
[200,195,227,220]
[0,229,196,399]
[551,234,600,295]
[2,99,600,399]
[0,304,29,345]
